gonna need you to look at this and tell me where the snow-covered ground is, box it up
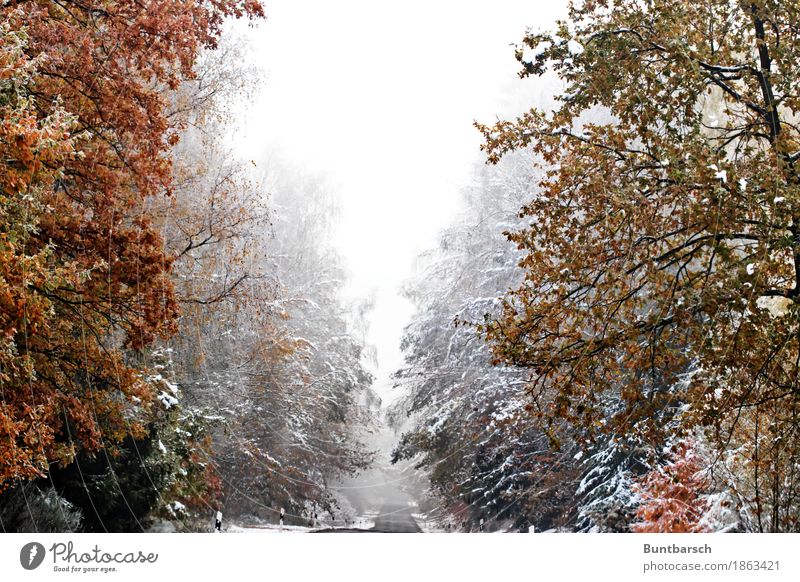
[411,511,539,533]
[227,511,377,533]
[411,513,448,533]
[227,523,317,533]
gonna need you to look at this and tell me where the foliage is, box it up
[0,481,82,533]
[1,0,376,533]
[477,0,800,531]
[193,166,376,522]
[391,153,581,531]
[0,19,78,485]
[0,0,262,493]
[632,439,711,533]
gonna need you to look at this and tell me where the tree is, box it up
[157,147,376,524]
[477,0,800,530]
[0,0,262,491]
[390,153,582,531]
[206,165,375,522]
[0,16,78,487]
[632,439,710,533]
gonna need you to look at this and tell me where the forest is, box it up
[2,0,800,533]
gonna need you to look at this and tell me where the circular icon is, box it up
[20,542,46,570]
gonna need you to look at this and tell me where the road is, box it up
[370,503,421,533]
[315,503,422,533]
[327,424,427,533]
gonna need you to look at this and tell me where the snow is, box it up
[226,511,376,533]
[567,39,585,55]
[698,491,740,532]
[774,196,785,203]
[756,295,792,318]
[158,390,179,409]
[157,440,167,454]
[164,501,185,518]
[746,263,756,275]
[706,164,727,182]
[412,512,459,533]
[525,41,550,60]
[227,523,315,534]
[149,372,180,396]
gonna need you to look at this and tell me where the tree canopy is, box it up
[477,0,800,531]
[0,0,262,490]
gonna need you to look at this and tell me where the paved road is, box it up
[315,504,421,533]
[371,503,421,533]
[328,425,426,533]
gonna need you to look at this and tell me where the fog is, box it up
[233,0,566,406]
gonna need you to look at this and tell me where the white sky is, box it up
[235,0,566,404]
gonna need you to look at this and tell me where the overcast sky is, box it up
[234,0,566,403]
